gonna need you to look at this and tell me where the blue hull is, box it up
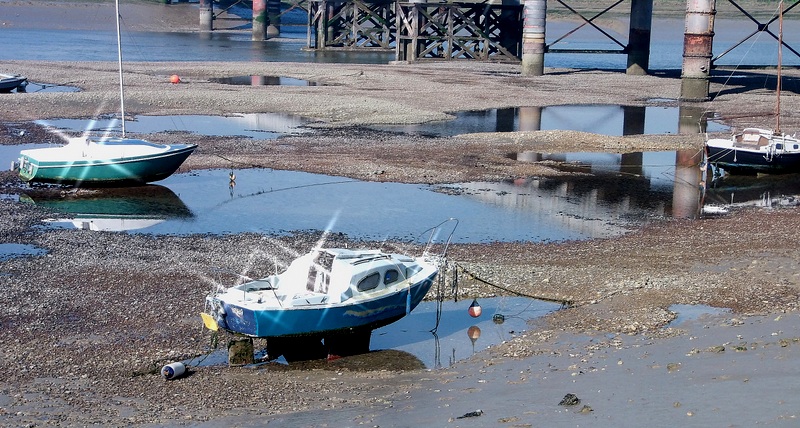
[218,273,437,338]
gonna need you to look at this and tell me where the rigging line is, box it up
[116,12,188,133]
[495,296,540,320]
[213,153,275,169]
[454,262,574,307]
[430,262,447,334]
[709,2,784,111]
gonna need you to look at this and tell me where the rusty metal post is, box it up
[627,0,653,75]
[681,0,716,101]
[253,0,267,41]
[521,0,546,76]
[199,0,212,32]
[267,0,281,38]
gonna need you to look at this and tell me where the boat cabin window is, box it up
[357,272,381,292]
[776,143,784,150]
[384,269,400,285]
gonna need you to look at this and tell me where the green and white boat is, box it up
[16,0,196,186]
[18,137,196,185]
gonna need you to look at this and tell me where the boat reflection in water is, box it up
[21,184,193,232]
[703,172,800,214]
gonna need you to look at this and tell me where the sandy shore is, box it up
[1,1,800,427]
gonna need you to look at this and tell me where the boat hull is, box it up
[706,144,800,175]
[18,143,197,185]
[0,74,27,92]
[213,272,437,338]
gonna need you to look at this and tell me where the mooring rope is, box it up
[453,262,575,308]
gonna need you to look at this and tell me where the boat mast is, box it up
[115,0,126,137]
[777,0,783,134]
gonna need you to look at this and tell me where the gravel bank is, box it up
[2,1,800,426]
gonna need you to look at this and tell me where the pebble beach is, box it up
[1,1,800,426]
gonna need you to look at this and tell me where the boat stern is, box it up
[16,153,39,182]
[204,292,261,337]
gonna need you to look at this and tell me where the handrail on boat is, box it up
[419,218,459,260]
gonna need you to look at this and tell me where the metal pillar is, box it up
[622,106,646,135]
[253,0,267,40]
[627,0,653,75]
[199,0,213,31]
[267,0,281,38]
[672,149,703,219]
[681,0,716,101]
[521,0,546,76]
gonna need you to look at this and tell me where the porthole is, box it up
[357,272,381,292]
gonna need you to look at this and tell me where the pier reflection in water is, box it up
[371,104,727,136]
[15,151,707,241]
[12,155,800,241]
[499,149,707,221]
[209,75,322,86]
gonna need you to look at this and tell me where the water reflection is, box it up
[20,82,80,93]
[12,159,798,240]
[0,27,394,64]
[209,75,321,86]
[36,112,309,140]
[11,150,715,241]
[187,297,559,369]
[21,185,193,232]
[0,243,47,262]
[460,150,706,227]
[703,173,800,211]
[371,105,727,136]
[371,297,560,368]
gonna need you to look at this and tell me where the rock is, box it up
[456,409,483,419]
[559,393,581,406]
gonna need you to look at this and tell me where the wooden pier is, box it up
[192,0,800,100]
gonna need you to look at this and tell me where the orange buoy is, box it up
[467,325,481,343]
[170,74,181,84]
[468,299,482,318]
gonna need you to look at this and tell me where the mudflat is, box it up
[1,1,799,426]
